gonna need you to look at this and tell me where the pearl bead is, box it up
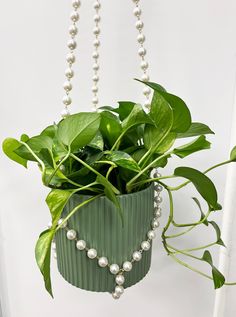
[61,108,70,118]
[67,229,77,240]
[76,240,86,250]
[112,292,120,300]
[155,184,163,192]
[58,218,67,228]
[66,53,75,64]
[141,60,149,70]
[92,85,98,93]
[123,261,132,272]
[144,100,151,109]
[63,81,72,91]
[71,11,79,22]
[132,251,142,261]
[137,33,145,44]
[63,95,72,105]
[87,248,97,259]
[155,208,162,218]
[93,75,99,82]
[93,1,101,9]
[98,257,108,267]
[92,63,99,71]
[142,74,150,82]
[110,264,120,275]
[138,47,146,57]
[94,14,101,22]
[115,274,125,286]
[65,68,74,79]
[133,7,141,16]
[141,241,151,251]
[154,195,163,204]
[153,171,161,178]
[92,97,99,104]
[93,39,100,47]
[143,87,151,96]
[93,27,100,35]
[152,218,160,229]
[68,39,77,50]
[148,230,156,240]
[92,51,99,59]
[136,20,144,30]
[69,25,78,36]
[115,285,124,295]
[52,242,56,250]
[72,0,81,9]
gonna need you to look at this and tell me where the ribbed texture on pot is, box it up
[56,184,154,293]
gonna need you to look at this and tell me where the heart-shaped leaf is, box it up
[208,221,226,247]
[137,80,192,133]
[99,101,136,121]
[57,112,101,152]
[201,250,225,289]
[35,229,55,297]
[177,122,215,138]
[174,167,219,209]
[2,138,27,168]
[46,189,74,226]
[173,135,211,158]
[107,151,141,172]
[144,92,174,153]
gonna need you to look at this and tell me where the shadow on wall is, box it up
[0,213,10,317]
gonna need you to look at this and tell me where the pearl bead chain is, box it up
[61,0,81,119]
[91,1,101,111]
[51,169,162,299]
[132,0,151,110]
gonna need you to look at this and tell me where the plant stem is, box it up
[111,131,126,151]
[170,242,217,254]
[138,147,152,166]
[46,150,71,186]
[57,191,102,230]
[70,153,120,194]
[127,151,172,192]
[171,209,211,228]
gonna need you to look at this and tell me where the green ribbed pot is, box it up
[55,184,154,293]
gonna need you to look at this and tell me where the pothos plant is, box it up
[3,80,236,297]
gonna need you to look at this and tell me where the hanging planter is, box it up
[2,0,236,300]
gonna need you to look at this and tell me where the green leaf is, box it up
[122,104,154,132]
[144,92,174,153]
[192,197,209,225]
[15,135,53,161]
[96,175,123,224]
[35,229,55,297]
[2,138,27,168]
[88,131,104,151]
[177,122,215,139]
[100,111,122,147]
[40,124,57,139]
[107,151,141,172]
[209,221,226,247]
[202,250,225,289]
[174,167,219,209]
[57,112,101,152]
[46,189,74,226]
[230,146,236,162]
[99,101,135,121]
[137,80,191,133]
[173,136,211,158]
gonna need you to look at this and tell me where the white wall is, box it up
[0,0,236,316]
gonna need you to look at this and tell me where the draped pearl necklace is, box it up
[52,170,162,299]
